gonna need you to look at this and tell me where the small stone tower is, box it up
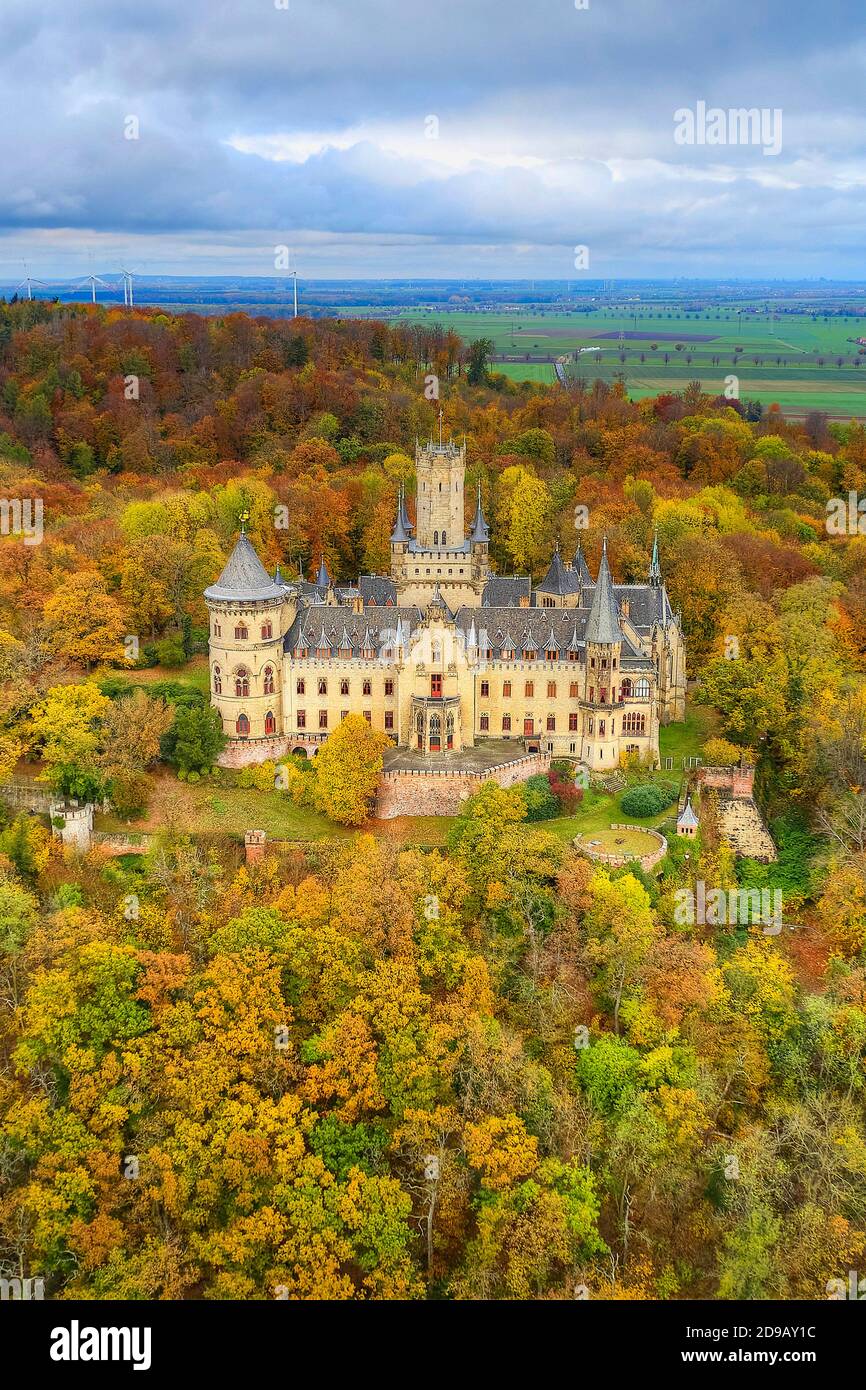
[582,538,624,772]
[205,525,296,753]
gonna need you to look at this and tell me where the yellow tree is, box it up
[43,571,127,669]
[312,713,392,826]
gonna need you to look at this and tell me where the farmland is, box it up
[394,303,866,416]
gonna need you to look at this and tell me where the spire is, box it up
[585,537,622,646]
[205,531,286,603]
[537,542,570,597]
[649,528,662,587]
[316,554,331,590]
[469,479,490,544]
[572,541,592,588]
[391,484,411,543]
[677,796,699,831]
[400,484,413,532]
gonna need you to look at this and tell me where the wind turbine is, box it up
[75,272,110,304]
[120,268,136,307]
[16,263,47,301]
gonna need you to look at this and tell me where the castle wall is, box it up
[375,750,550,818]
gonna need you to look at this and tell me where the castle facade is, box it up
[205,440,686,771]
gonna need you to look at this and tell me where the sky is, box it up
[1,0,864,281]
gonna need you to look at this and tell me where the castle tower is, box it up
[582,538,624,772]
[204,526,296,755]
[391,435,489,609]
[414,429,465,550]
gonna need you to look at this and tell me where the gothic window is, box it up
[442,531,446,546]
[318,710,328,729]
[446,711,454,750]
[263,666,275,695]
[431,673,442,697]
[385,679,393,696]
[434,531,438,545]
[621,678,633,698]
[546,649,558,660]
[480,680,489,697]
[265,711,276,735]
[635,678,650,698]
[235,668,250,698]
[525,681,534,697]
[318,678,327,695]
[546,715,556,731]
[261,621,273,640]
[213,620,221,637]
[296,678,305,695]
[480,713,489,731]
[502,714,511,732]
[547,681,556,698]
[235,624,248,640]
[297,710,306,728]
[569,713,578,731]
[213,665,222,695]
[429,714,441,750]
[340,678,349,696]
[385,712,394,730]
[362,679,372,696]
[569,681,579,698]
[236,713,250,737]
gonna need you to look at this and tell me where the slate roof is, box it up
[469,482,490,544]
[482,575,531,607]
[536,545,583,597]
[585,539,623,645]
[572,543,593,587]
[204,533,288,603]
[358,575,398,606]
[286,604,422,654]
[677,797,700,830]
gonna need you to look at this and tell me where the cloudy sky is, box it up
[1,0,864,280]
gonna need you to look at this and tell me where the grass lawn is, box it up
[578,825,664,855]
[658,704,719,769]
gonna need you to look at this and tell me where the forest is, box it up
[0,297,865,1299]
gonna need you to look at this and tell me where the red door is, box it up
[431,673,442,697]
[523,719,534,736]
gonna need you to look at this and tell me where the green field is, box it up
[396,305,866,415]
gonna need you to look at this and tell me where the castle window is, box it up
[590,657,595,669]
[213,620,221,637]
[340,679,349,696]
[546,715,556,731]
[503,680,511,697]
[385,679,393,696]
[265,711,276,735]
[480,713,489,731]
[363,711,371,723]
[600,688,607,703]
[297,710,306,728]
[523,649,536,661]
[316,647,328,659]
[363,679,372,696]
[621,678,633,698]
[213,666,222,695]
[623,713,646,735]
[612,658,617,670]
[502,648,515,661]
[319,710,328,729]
[263,666,275,695]
[261,622,273,640]
[434,531,438,545]
[431,673,442,698]
[588,718,594,734]
[236,713,250,737]
[542,597,555,608]
[547,681,556,698]
[480,680,489,697]
[502,715,511,732]
[297,678,305,695]
[430,714,441,751]
[599,720,606,736]
[385,711,394,730]
[318,678,328,695]
[235,668,250,698]
[569,713,579,731]
[485,648,493,659]
[235,624,248,641]
[569,681,579,698]
[601,658,608,670]
[341,710,349,722]
[446,711,454,750]
[525,681,534,698]
[546,649,558,661]
[568,650,579,661]
[589,687,594,702]
[442,532,447,546]
[635,678,650,698]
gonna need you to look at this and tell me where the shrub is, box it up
[620,782,677,817]
[155,635,186,668]
[521,774,560,821]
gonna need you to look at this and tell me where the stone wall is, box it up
[375,750,550,819]
[697,764,755,799]
[575,825,668,874]
[217,734,290,768]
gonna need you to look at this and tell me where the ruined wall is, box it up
[697,764,755,799]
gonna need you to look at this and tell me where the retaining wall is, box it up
[375,750,550,819]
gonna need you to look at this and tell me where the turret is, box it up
[649,528,662,588]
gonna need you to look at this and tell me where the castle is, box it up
[205,439,686,772]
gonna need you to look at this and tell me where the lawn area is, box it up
[578,825,664,855]
[107,655,211,695]
[659,704,719,769]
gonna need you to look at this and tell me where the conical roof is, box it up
[677,796,699,830]
[205,533,287,602]
[572,542,592,587]
[585,538,622,645]
[315,556,331,589]
[469,480,490,543]
[391,484,411,543]
[536,543,570,596]
[649,528,662,586]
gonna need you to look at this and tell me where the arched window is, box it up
[430,714,441,751]
[235,624,248,641]
[263,666,275,695]
[621,678,633,698]
[442,531,446,546]
[433,530,439,546]
[235,668,250,698]
[213,665,222,694]
[261,621,273,640]
[635,678,650,699]
[236,713,250,737]
[265,711,276,735]
[446,711,454,750]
